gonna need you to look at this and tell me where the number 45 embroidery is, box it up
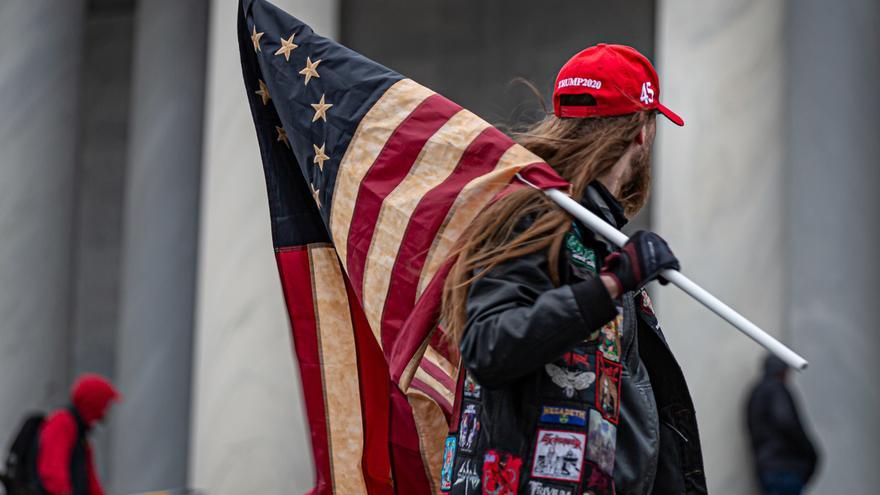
[640,82,655,105]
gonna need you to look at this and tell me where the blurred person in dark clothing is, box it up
[747,355,819,495]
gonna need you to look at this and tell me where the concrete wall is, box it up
[188,1,338,493]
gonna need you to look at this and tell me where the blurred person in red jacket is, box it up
[37,374,121,495]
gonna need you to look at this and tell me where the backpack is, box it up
[1,412,45,495]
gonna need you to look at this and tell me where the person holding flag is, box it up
[440,44,707,494]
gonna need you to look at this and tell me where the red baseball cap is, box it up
[553,44,683,126]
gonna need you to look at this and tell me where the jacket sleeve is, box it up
[38,412,76,495]
[459,248,618,389]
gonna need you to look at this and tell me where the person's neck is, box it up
[597,148,635,198]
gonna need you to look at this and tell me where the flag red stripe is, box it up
[410,376,453,420]
[378,126,511,352]
[345,94,461,302]
[418,357,456,394]
[387,163,567,383]
[344,275,394,495]
[275,247,333,495]
[389,388,434,495]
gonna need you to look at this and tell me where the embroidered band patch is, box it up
[586,410,617,475]
[539,406,587,427]
[530,428,586,483]
[440,435,456,491]
[483,450,523,495]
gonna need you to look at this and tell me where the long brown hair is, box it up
[440,110,656,347]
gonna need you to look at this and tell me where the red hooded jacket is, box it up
[37,374,120,495]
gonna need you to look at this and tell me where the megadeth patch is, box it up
[582,461,615,495]
[586,410,617,475]
[530,429,586,483]
[483,450,523,495]
[526,480,575,495]
[441,436,456,491]
[463,372,482,400]
[596,355,622,423]
[539,406,587,427]
[545,363,595,400]
[452,457,481,495]
[458,403,481,453]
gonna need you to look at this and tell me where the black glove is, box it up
[600,231,680,295]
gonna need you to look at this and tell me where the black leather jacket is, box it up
[441,184,707,495]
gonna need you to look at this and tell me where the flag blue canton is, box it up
[239,0,403,246]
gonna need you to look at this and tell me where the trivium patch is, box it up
[595,355,622,423]
[526,480,575,495]
[452,457,480,495]
[545,363,595,400]
[482,450,523,495]
[441,435,456,491]
[539,406,587,427]
[463,372,482,400]
[458,402,480,453]
[530,429,586,483]
[586,410,617,475]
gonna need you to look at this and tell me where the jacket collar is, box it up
[580,180,628,230]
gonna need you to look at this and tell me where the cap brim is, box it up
[657,102,684,126]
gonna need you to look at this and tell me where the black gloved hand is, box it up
[599,231,680,295]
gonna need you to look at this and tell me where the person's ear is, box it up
[634,125,647,146]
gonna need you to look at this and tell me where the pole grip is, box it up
[538,185,808,371]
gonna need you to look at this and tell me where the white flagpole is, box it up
[520,177,808,371]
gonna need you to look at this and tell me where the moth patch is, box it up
[539,405,587,427]
[458,402,480,453]
[452,457,480,495]
[530,428,586,483]
[586,410,617,475]
[544,363,595,400]
[482,450,523,495]
[595,355,622,423]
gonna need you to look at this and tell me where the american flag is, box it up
[238,1,568,493]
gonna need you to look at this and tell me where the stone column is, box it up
[654,1,786,492]
[189,1,336,493]
[787,0,880,491]
[0,0,85,436]
[111,1,209,492]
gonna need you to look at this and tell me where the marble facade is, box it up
[656,0,880,493]
[0,0,877,493]
[0,0,86,444]
[111,1,209,493]
[655,1,787,492]
[188,1,337,493]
